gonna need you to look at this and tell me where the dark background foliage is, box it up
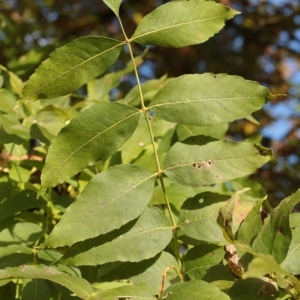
[1,0,299,204]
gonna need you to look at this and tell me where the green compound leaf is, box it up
[178,192,229,244]
[43,165,156,248]
[103,0,122,17]
[252,189,300,264]
[40,102,140,194]
[163,136,272,186]
[131,1,238,47]
[19,37,124,103]
[0,265,93,299]
[87,284,156,300]
[161,280,230,300]
[62,207,172,266]
[149,74,274,126]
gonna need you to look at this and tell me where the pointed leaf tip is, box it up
[103,0,122,16]
[131,1,239,47]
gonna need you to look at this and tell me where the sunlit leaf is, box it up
[40,103,140,194]
[280,227,300,274]
[161,280,230,300]
[43,164,156,248]
[62,207,172,265]
[102,0,122,17]
[163,136,272,186]
[131,1,238,47]
[87,284,156,300]
[149,74,274,126]
[178,192,229,244]
[252,189,300,264]
[0,265,93,299]
[19,37,124,103]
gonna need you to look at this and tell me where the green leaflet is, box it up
[99,252,180,295]
[252,189,300,264]
[102,0,122,17]
[87,285,156,300]
[183,245,234,282]
[131,0,238,47]
[43,164,156,248]
[0,265,93,299]
[21,279,50,300]
[163,136,272,186]
[217,188,251,243]
[62,207,172,266]
[19,37,124,103]
[281,227,300,274]
[40,102,140,194]
[178,192,229,244]
[161,280,230,300]
[149,74,273,126]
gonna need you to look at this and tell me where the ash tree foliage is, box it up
[1,0,300,299]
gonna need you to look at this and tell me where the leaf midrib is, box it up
[149,96,263,109]
[24,41,125,100]
[131,14,228,41]
[163,152,266,172]
[42,108,141,187]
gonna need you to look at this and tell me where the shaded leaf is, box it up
[163,136,272,186]
[177,123,229,140]
[217,188,251,243]
[99,252,180,295]
[21,279,50,300]
[0,222,43,246]
[40,102,140,193]
[43,164,156,248]
[149,74,273,126]
[0,190,45,221]
[131,1,238,47]
[124,77,170,106]
[20,37,124,103]
[252,189,300,264]
[0,245,33,268]
[62,207,172,265]
[229,278,279,300]
[0,265,93,299]
[178,192,229,244]
[87,55,143,102]
[242,254,299,291]
[183,245,234,282]
[160,280,230,300]
[237,199,264,245]
[87,284,156,300]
